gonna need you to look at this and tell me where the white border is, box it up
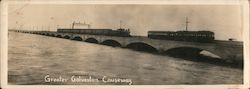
[1,0,249,89]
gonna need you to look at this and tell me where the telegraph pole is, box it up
[48,26,50,31]
[42,26,44,31]
[87,24,90,29]
[185,17,189,31]
[119,20,122,29]
[72,21,75,29]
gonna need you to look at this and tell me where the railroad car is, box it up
[57,28,130,37]
[148,31,214,42]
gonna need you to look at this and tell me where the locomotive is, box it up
[148,31,215,42]
[57,28,131,37]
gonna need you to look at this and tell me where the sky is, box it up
[8,4,243,41]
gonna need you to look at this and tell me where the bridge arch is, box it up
[56,34,62,38]
[45,33,50,36]
[72,36,83,41]
[126,42,158,53]
[85,38,98,43]
[50,34,54,36]
[51,34,56,37]
[163,46,222,62]
[63,35,70,39]
[101,40,121,47]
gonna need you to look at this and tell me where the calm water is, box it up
[8,31,243,85]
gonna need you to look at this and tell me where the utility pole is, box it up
[48,26,50,31]
[119,20,122,29]
[72,21,75,29]
[88,22,91,29]
[185,17,189,31]
[42,26,44,31]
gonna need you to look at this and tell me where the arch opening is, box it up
[85,38,98,43]
[51,34,56,37]
[163,47,228,65]
[163,47,203,59]
[63,35,70,39]
[72,36,83,41]
[101,40,121,47]
[56,35,62,38]
[48,34,52,36]
[126,42,157,53]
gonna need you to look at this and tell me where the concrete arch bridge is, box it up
[15,30,243,65]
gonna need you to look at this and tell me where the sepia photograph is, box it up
[1,0,249,89]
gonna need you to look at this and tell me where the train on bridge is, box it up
[147,17,215,43]
[57,28,131,37]
[148,31,215,42]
